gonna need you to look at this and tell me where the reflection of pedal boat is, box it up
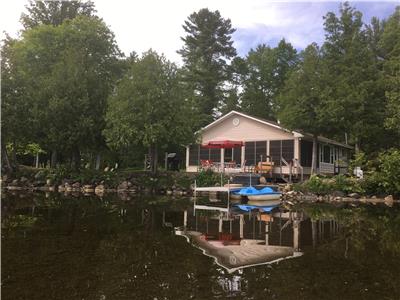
[234,204,278,212]
[233,186,281,203]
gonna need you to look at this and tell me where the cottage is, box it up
[185,111,352,180]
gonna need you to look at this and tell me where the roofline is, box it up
[196,110,353,149]
[301,134,353,149]
[198,110,301,135]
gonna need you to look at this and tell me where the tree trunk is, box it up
[354,138,360,154]
[153,145,158,174]
[12,140,18,170]
[95,153,101,170]
[51,150,58,168]
[311,134,318,175]
[35,152,39,168]
[147,144,158,174]
[1,142,13,173]
[71,147,81,170]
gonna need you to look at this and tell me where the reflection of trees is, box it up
[303,203,400,257]
[3,194,400,299]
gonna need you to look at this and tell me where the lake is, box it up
[2,192,400,299]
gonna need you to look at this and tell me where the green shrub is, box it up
[375,149,400,196]
[297,175,333,195]
[195,169,227,187]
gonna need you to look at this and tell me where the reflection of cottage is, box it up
[175,205,304,273]
[186,111,352,178]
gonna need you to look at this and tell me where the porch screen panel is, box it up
[200,147,210,161]
[233,147,242,166]
[270,141,281,165]
[189,144,199,165]
[255,141,267,162]
[244,142,256,166]
[209,148,221,163]
[282,140,294,162]
[300,140,312,167]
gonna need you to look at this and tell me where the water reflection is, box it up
[175,203,306,273]
[2,191,400,299]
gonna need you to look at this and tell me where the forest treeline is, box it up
[1,1,399,172]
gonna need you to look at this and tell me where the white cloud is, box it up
[1,0,398,64]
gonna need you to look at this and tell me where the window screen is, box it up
[244,142,256,166]
[282,140,294,162]
[189,144,199,165]
[270,141,281,165]
[255,141,267,162]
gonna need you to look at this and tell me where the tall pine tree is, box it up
[178,8,236,125]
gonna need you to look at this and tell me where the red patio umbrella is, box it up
[202,140,243,149]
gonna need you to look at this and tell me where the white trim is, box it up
[197,110,302,136]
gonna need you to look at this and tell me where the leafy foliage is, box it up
[105,50,195,171]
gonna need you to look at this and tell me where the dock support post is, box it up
[312,219,317,248]
[193,180,197,217]
[265,222,269,245]
[184,209,187,228]
[293,219,300,251]
[240,215,244,238]
[219,214,223,233]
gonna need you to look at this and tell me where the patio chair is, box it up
[254,160,274,174]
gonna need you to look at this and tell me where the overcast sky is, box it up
[1,1,398,64]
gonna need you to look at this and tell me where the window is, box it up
[323,145,331,163]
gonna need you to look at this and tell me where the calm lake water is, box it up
[2,192,400,300]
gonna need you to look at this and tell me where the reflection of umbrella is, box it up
[202,140,243,149]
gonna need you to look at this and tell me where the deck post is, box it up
[265,222,269,245]
[219,214,223,233]
[241,145,245,171]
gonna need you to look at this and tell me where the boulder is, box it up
[95,184,105,194]
[34,170,46,180]
[117,181,131,191]
[384,195,394,207]
[2,175,8,183]
[82,185,95,193]
[348,192,360,199]
[10,179,19,186]
[332,191,345,197]
[46,178,53,186]
[20,177,29,184]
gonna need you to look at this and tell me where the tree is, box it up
[11,16,120,168]
[240,40,298,120]
[321,2,387,153]
[21,0,96,29]
[105,50,195,173]
[1,36,33,172]
[278,44,328,174]
[380,7,400,137]
[178,8,236,125]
